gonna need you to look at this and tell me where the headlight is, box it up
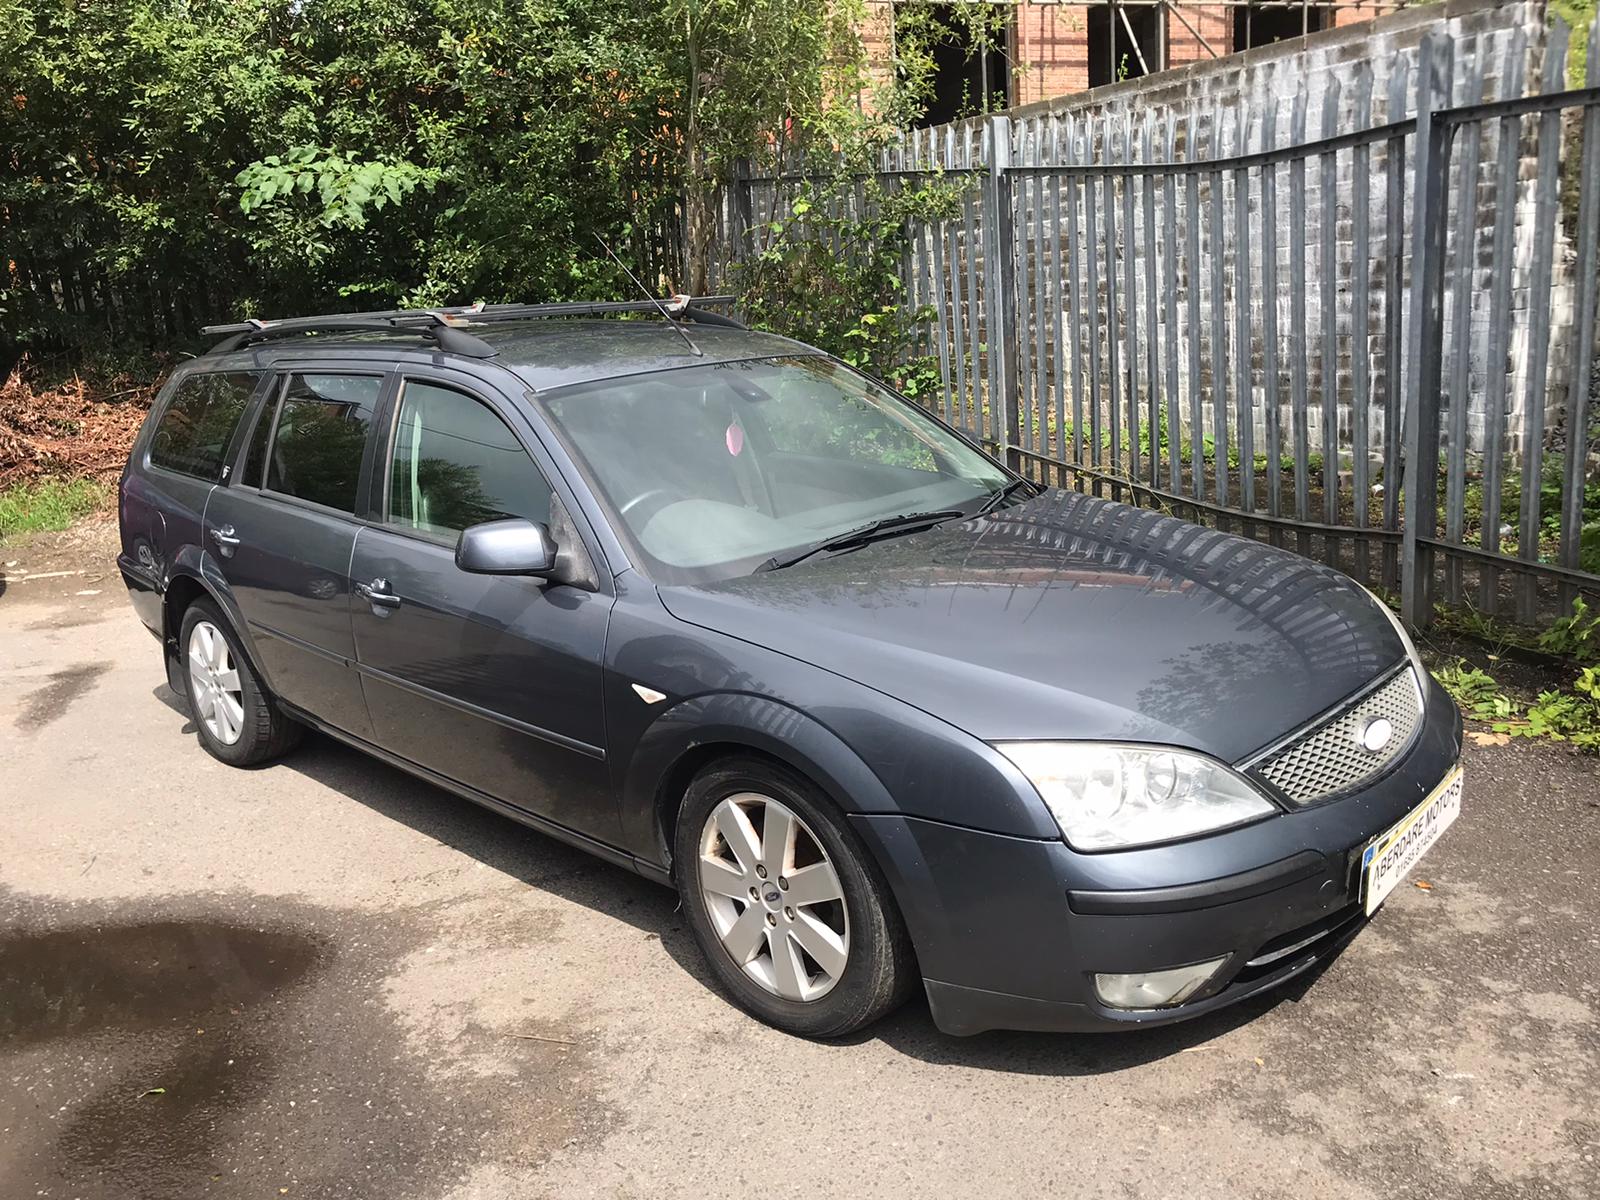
[1363,587,1426,679]
[996,742,1277,851]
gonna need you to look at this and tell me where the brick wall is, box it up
[866,3,1405,110]
[1013,6,1088,103]
[859,2,897,100]
[1166,5,1233,76]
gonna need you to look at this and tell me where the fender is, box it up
[618,693,1053,980]
[619,691,899,870]
[160,547,278,695]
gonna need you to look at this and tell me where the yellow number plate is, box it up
[1361,766,1463,916]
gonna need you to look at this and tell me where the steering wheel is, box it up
[618,488,675,527]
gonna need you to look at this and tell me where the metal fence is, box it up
[715,13,1600,630]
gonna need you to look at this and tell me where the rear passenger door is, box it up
[204,369,387,740]
[348,374,618,845]
[125,369,264,594]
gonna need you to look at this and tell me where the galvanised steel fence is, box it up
[714,12,1600,630]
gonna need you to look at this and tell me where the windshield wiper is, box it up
[755,509,965,573]
[975,478,1039,516]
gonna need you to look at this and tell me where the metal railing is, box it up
[715,10,1600,630]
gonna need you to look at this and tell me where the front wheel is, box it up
[674,756,915,1038]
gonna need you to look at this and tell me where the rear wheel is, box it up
[179,598,301,767]
[674,755,914,1038]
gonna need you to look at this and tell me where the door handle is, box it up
[356,578,402,609]
[212,525,241,547]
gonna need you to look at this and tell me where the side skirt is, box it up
[278,701,674,888]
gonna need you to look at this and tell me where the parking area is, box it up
[3,523,1598,1200]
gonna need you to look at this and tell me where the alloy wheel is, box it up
[698,793,850,1002]
[187,620,245,745]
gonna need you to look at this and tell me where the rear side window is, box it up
[386,381,551,539]
[148,372,260,481]
[263,374,382,513]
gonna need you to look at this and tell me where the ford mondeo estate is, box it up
[119,301,1464,1037]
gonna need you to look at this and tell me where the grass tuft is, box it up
[0,477,109,542]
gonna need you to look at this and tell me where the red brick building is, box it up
[862,1,1407,118]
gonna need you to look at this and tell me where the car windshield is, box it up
[540,356,1012,584]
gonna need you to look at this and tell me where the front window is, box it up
[540,356,1010,583]
[385,380,551,540]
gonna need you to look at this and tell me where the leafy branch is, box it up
[237,147,440,231]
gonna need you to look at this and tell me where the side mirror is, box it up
[455,518,558,577]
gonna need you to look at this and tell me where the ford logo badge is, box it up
[1357,716,1394,754]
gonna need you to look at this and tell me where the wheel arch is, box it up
[644,700,927,1018]
[160,558,273,693]
[624,693,899,878]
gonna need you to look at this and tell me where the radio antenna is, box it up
[592,235,703,358]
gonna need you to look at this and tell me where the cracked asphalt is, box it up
[2,521,1597,1199]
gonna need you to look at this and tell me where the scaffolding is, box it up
[887,0,1421,119]
[1020,0,1418,73]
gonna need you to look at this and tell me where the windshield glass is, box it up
[540,356,1011,584]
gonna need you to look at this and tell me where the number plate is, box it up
[1361,766,1463,916]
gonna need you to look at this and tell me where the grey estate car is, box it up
[119,301,1464,1038]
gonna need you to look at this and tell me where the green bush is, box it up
[1539,596,1600,663]
[1433,597,1600,752]
[1,0,883,362]
[737,174,959,397]
[1458,464,1600,574]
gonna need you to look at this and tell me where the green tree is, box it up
[1,0,1012,370]
[2,0,691,358]
[674,0,869,293]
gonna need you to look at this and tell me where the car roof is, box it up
[196,318,823,394]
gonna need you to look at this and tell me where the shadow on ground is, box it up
[0,885,595,1200]
[146,679,1333,1081]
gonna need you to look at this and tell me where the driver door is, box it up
[349,373,618,845]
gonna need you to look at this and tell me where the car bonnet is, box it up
[655,488,1407,764]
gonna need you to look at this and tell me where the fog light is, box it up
[1094,957,1228,1010]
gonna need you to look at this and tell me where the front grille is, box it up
[1248,666,1423,806]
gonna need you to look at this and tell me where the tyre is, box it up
[674,755,915,1038]
[179,598,302,767]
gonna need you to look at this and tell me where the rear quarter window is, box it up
[147,372,261,481]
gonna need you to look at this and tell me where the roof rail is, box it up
[201,295,746,357]
[203,315,499,358]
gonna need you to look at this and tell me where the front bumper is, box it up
[852,674,1464,1036]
